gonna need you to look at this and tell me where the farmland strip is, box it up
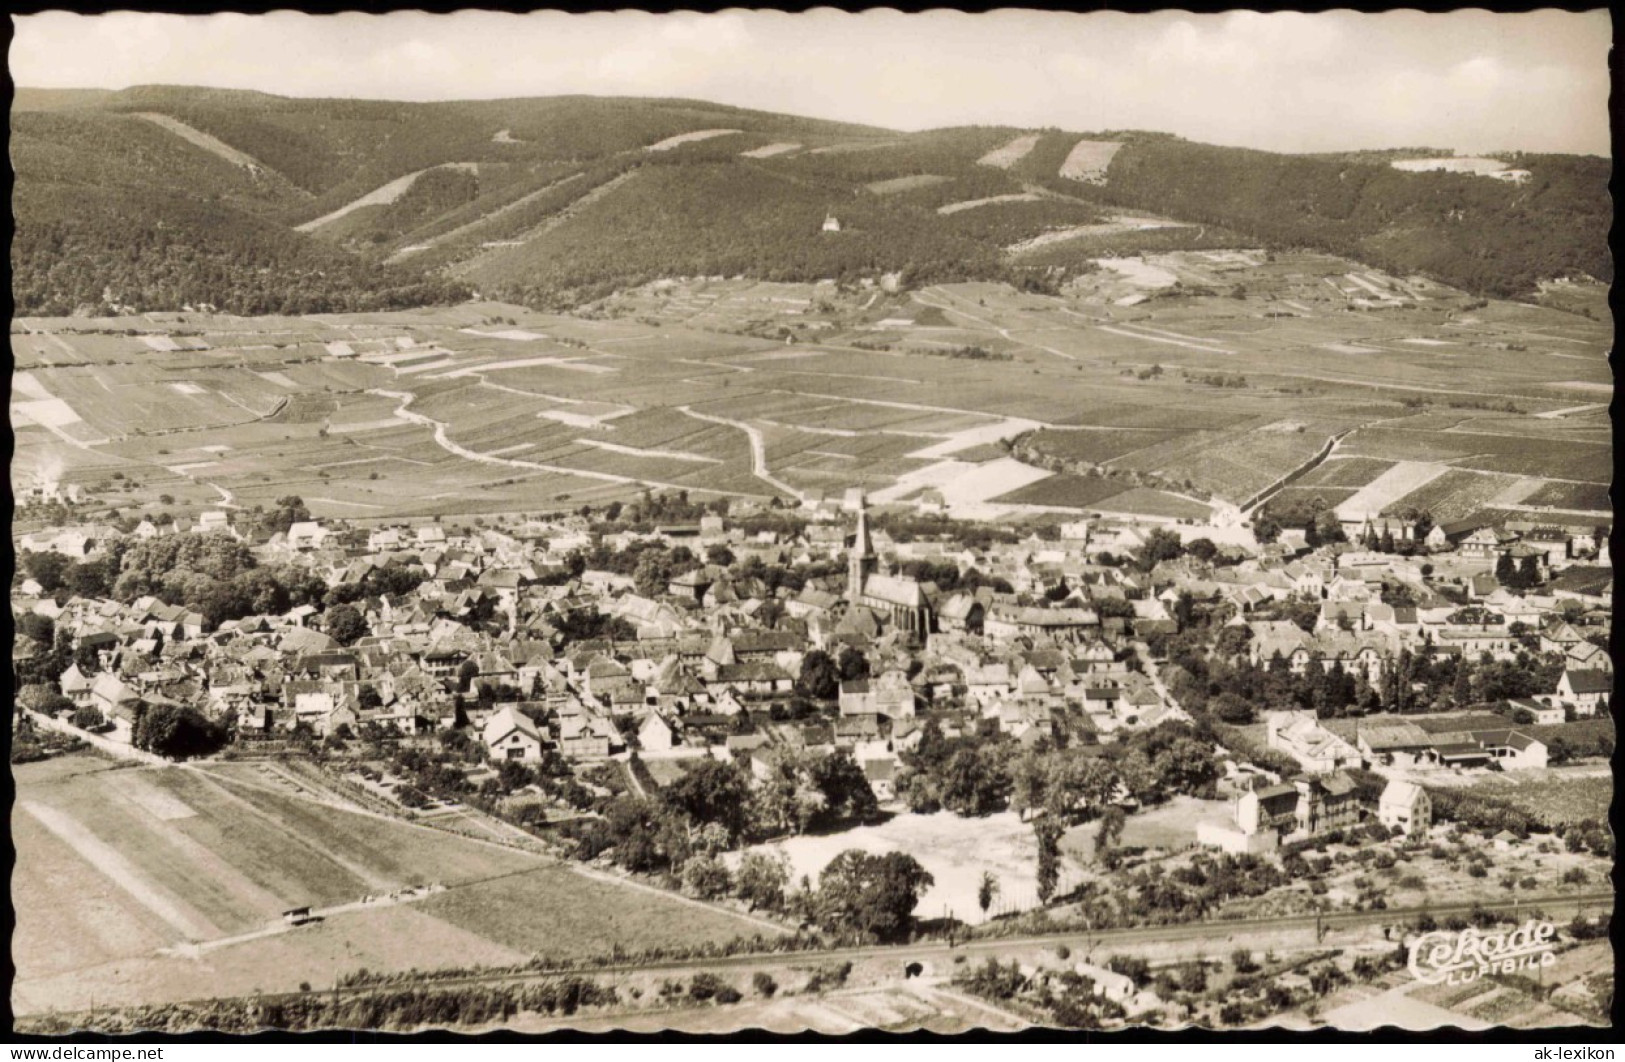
[20,801,220,942]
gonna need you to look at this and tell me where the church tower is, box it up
[848,492,875,601]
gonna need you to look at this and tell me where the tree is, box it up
[977,871,1000,917]
[809,749,879,824]
[837,646,870,682]
[1452,664,1473,707]
[1494,551,1516,583]
[324,603,368,647]
[457,658,480,693]
[681,853,733,899]
[633,549,673,598]
[71,704,106,731]
[735,849,791,911]
[816,850,934,942]
[796,649,840,701]
[18,613,56,647]
[1210,691,1255,724]
[663,758,753,842]
[1312,510,1346,546]
[748,749,829,835]
[1034,817,1065,904]
[1094,806,1127,868]
[23,551,72,593]
[938,746,1012,817]
[1185,538,1218,563]
[1136,528,1184,571]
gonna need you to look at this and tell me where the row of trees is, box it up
[22,531,330,632]
[890,717,1222,904]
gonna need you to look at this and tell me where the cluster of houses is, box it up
[14,494,1210,797]
[1265,709,1551,774]
[1201,764,1430,855]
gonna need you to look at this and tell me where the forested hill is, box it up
[9,86,1611,316]
[1092,139,1611,298]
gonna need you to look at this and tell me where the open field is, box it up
[1380,468,1521,523]
[1060,795,1231,864]
[1019,427,1182,465]
[1335,460,1450,519]
[1520,480,1612,513]
[1342,427,1610,483]
[992,474,1131,509]
[731,810,1085,925]
[1297,456,1395,489]
[11,756,776,1016]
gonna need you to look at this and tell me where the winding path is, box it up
[677,405,810,504]
[369,389,768,501]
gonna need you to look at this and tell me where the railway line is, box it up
[38,889,1610,1023]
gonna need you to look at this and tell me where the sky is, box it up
[10,9,1613,156]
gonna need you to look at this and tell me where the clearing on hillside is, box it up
[132,112,275,176]
[977,132,1042,169]
[741,142,801,158]
[1058,139,1123,183]
[296,164,479,232]
[937,193,1043,215]
[646,129,740,151]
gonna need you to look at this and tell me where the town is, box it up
[8,8,1614,1037]
[12,467,1614,1031]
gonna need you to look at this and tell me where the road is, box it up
[22,710,168,766]
[370,388,768,501]
[1239,427,1355,516]
[677,404,811,504]
[1129,641,1191,723]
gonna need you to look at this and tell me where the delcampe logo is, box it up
[1407,919,1558,986]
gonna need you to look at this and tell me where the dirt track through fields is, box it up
[101,773,289,923]
[20,800,220,942]
[371,388,768,500]
[183,770,396,892]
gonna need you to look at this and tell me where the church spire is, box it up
[848,490,874,601]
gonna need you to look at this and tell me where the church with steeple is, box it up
[845,491,932,637]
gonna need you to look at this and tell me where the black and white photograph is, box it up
[7,8,1615,1037]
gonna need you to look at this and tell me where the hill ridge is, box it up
[10,88,1610,316]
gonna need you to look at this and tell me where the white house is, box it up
[482,705,544,762]
[1378,779,1431,839]
[286,521,328,551]
[1265,710,1362,773]
[1555,669,1611,716]
[639,711,677,753]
